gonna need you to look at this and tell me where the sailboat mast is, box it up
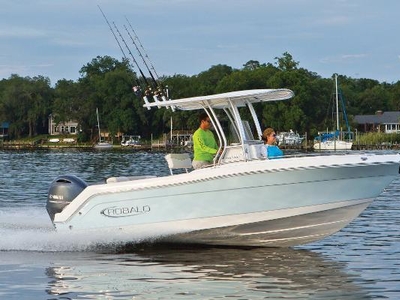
[96,108,101,141]
[335,74,339,131]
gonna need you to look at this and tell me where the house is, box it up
[354,111,400,133]
[48,114,79,135]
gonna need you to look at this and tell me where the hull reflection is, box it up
[45,246,371,299]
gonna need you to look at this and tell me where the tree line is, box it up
[1,52,400,142]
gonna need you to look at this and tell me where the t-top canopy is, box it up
[143,89,294,111]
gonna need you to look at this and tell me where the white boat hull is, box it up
[155,198,372,247]
[94,142,113,149]
[314,140,353,150]
[50,153,399,247]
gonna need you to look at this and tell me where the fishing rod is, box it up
[112,22,151,87]
[98,5,127,60]
[97,5,142,94]
[123,19,172,107]
[97,7,168,107]
[112,22,164,107]
[123,24,158,88]
[124,17,160,80]
[123,18,173,108]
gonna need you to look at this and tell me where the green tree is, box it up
[194,64,234,95]
[357,85,390,114]
[389,81,400,110]
[274,52,299,71]
[76,55,140,141]
[243,60,264,71]
[1,52,399,143]
[0,75,52,138]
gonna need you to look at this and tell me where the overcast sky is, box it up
[1,0,399,86]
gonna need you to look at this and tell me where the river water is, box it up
[0,149,399,299]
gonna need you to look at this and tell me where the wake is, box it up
[0,207,151,252]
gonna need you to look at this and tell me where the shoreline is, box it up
[1,142,398,151]
[0,141,184,152]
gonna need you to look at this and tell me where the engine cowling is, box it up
[46,175,88,221]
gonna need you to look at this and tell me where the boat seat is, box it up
[248,144,267,160]
[165,153,192,175]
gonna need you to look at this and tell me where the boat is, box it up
[277,130,304,146]
[94,108,113,149]
[314,131,353,151]
[314,74,353,151]
[46,89,400,247]
[121,135,141,147]
[94,141,113,149]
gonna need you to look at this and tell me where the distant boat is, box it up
[314,74,353,151]
[121,135,141,147]
[94,108,112,150]
[277,130,304,146]
[314,131,353,151]
[94,141,113,149]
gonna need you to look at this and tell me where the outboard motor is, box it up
[46,175,88,221]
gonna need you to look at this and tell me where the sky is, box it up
[1,0,399,86]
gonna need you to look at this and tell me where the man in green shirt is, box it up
[192,112,219,169]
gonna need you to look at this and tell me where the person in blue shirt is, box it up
[262,127,283,158]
